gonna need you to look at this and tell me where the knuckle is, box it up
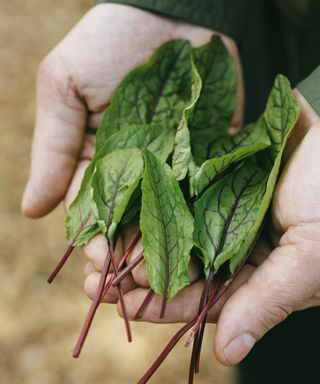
[37,54,63,89]
[257,301,291,333]
[37,57,54,82]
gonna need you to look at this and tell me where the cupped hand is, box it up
[21,2,242,270]
[85,90,320,366]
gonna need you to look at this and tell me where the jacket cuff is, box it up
[297,66,320,116]
[93,0,249,44]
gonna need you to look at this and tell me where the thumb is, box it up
[22,55,86,218]
[214,230,319,366]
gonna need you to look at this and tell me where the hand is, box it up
[21,3,242,271]
[85,90,320,366]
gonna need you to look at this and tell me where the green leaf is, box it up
[91,148,143,243]
[140,149,194,300]
[229,75,300,272]
[65,162,100,247]
[190,35,237,162]
[193,122,271,195]
[257,74,300,170]
[194,75,300,275]
[96,40,193,150]
[194,160,268,275]
[172,60,202,180]
[120,182,142,225]
[98,124,174,163]
[65,124,173,246]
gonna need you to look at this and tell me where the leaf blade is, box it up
[193,122,270,195]
[91,148,143,243]
[194,160,267,274]
[172,60,202,180]
[65,124,173,246]
[190,35,237,163]
[96,40,193,149]
[193,75,300,274]
[140,149,194,300]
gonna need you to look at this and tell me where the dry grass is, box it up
[0,2,235,383]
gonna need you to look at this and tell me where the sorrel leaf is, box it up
[229,74,300,272]
[96,40,193,149]
[257,74,300,168]
[120,183,142,225]
[172,35,237,182]
[99,124,174,163]
[65,124,173,246]
[172,60,202,180]
[193,122,271,195]
[194,160,267,275]
[91,148,143,243]
[194,75,299,274]
[65,162,101,247]
[189,35,237,162]
[140,149,194,300]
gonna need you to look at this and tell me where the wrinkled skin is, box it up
[22,3,320,367]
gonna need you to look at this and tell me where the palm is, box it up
[272,122,320,235]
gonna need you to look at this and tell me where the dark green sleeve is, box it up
[93,0,320,121]
[297,66,320,115]
[93,0,249,43]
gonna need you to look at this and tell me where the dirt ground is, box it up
[0,1,236,383]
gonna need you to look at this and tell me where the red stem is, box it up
[72,248,111,358]
[137,318,197,384]
[48,215,92,283]
[47,244,74,284]
[194,282,220,373]
[188,274,215,383]
[137,283,227,384]
[109,246,132,343]
[194,317,207,373]
[138,238,257,383]
[186,260,249,348]
[185,281,229,348]
[102,231,141,297]
[189,279,222,384]
[112,251,144,286]
[159,296,167,319]
[73,231,141,357]
[134,288,155,320]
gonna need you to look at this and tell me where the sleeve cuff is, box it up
[93,0,249,44]
[297,66,320,116]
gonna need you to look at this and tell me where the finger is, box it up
[121,224,149,286]
[118,264,255,323]
[64,159,91,210]
[84,271,137,304]
[84,262,96,277]
[214,223,320,366]
[247,237,272,267]
[126,239,150,288]
[22,55,87,218]
[87,111,104,131]
[82,234,123,273]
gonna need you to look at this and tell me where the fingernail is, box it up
[223,333,256,365]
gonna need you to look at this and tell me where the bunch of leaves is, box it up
[46,35,300,384]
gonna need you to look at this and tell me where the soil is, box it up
[0,1,235,383]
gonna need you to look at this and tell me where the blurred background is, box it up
[0,1,235,383]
